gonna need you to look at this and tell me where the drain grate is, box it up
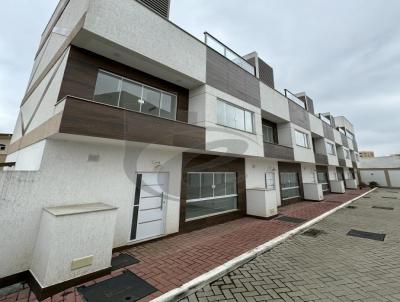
[347,229,386,241]
[301,228,326,237]
[372,206,394,210]
[78,271,157,302]
[347,205,357,209]
[276,216,307,224]
[363,196,371,199]
[111,254,139,271]
[382,196,397,199]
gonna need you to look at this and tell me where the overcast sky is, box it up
[0,0,399,156]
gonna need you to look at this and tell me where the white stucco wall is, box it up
[84,0,206,83]
[360,170,388,186]
[328,166,338,181]
[6,140,46,171]
[259,83,290,122]
[360,155,400,169]
[189,85,264,157]
[388,170,400,187]
[309,114,324,137]
[245,157,281,206]
[301,163,317,183]
[0,138,183,278]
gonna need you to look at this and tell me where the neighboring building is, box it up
[360,151,375,158]
[1,0,362,295]
[0,133,12,164]
[360,155,400,188]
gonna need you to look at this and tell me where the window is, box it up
[217,100,254,133]
[93,70,177,120]
[317,172,329,192]
[326,142,335,155]
[265,172,276,191]
[186,172,238,220]
[280,172,300,200]
[345,149,350,159]
[262,125,274,143]
[0,144,5,151]
[295,130,309,148]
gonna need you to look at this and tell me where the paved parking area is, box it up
[180,188,400,302]
[0,188,370,302]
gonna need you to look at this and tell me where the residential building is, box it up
[0,0,361,296]
[0,133,12,164]
[360,150,375,158]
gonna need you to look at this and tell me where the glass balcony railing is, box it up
[284,89,306,109]
[204,32,255,76]
[319,114,331,125]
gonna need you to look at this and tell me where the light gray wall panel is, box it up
[288,101,310,130]
[322,122,335,141]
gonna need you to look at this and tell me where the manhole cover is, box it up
[347,205,357,209]
[301,228,326,237]
[372,206,394,210]
[111,254,139,271]
[347,229,386,241]
[276,216,307,224]
[78,271,157,302]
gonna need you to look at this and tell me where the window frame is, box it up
[0,144,5,151]
[93,69,178,120]
[326,142,336,155]
[280,172,301,200]
[265,172,276,191]
[217,99,255,134]
[294,130,310,148]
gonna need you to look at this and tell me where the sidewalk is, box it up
[0,188,370,302]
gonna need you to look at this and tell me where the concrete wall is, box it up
[328,166,338,181]
[0,138,183,278]
[301,163,317,183]
[259,83,290,122]
[309,114,324,137]
[388,170,400,187]
[291,124,315,163]
[189,85,264,157]
[333,129,342,145]
[83,0,206,83]
[360,155,400,169]
[325,139,339,166]
[6,140,46,171]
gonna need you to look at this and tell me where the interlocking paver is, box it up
[180,188,400,302]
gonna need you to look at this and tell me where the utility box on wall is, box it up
[246,188,278,218]
[30,203,117,290]
[303,183,324,201]
[330,180,345,193]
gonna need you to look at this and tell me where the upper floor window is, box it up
[262,125,274,143]
[217,99,254,133]
[0,144,5,151]
[295,130,309,148]
[345,149,350,159]
[326,142,336,155]
[93,70,177,120]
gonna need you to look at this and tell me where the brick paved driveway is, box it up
[180,188,400,302]
[0,188,370,302]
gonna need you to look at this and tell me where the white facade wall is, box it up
[333,129,343,145]
[309,114,324,137]
[83,0,206,84]
[325,138,339,166]
[388,170,400,187]
[0,138,183,278]
[259,83,290,121]
[328,166,338,181]
[6,140,46,171]
[189,85,264,157]
[301,163,317,183]
[360,170,388,187]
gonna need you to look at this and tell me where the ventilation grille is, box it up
[137,0,170,18]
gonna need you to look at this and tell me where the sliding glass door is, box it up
[280,172,300,200]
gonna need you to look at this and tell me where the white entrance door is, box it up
[130,172,168,241]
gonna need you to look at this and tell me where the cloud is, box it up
[0,0,399,156]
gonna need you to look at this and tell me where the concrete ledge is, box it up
[152,188,377,302]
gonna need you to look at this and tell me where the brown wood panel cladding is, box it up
[258,58,275,89]
[179,153,246,232]
[322,122,335,141]
[264,143,294,161]
[137,0,170,18]
[278,162,304,206]
[288,101,310,130]
[206,48,261,107]
[59,97,205,149]
[58,46,190,123]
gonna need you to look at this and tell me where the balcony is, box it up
[284,89,307,109]
[264,142,294,161]
[314,153,328,165]
[57,96,206,149]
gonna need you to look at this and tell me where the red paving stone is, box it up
[0,188,370,302]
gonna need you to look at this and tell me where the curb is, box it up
[152,188,377,302]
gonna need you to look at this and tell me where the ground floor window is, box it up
[280,172,301,200]
[317,172,329,192]
[186,172,238,220]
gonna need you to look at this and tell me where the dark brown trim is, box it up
[27,268,111,301]
[278,162,304,206]
[0,162,16,167]
[59,97,205,149]
[179,153,247,233]
[59,46,190,123]
[262,119,278,144]
[246,214,279,220]
[0,271,29,289]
